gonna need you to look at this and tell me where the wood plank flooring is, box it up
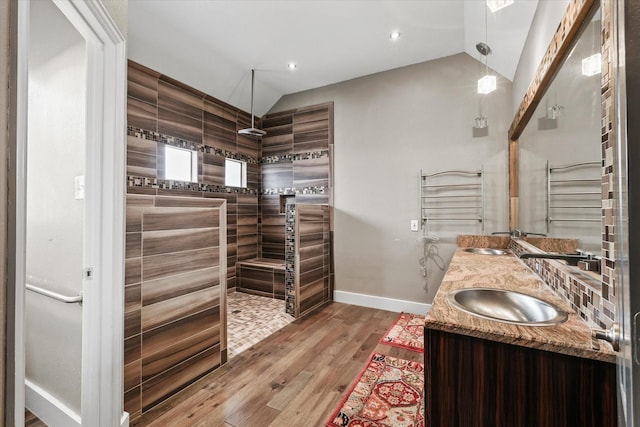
[25,410,47,427]
[132,302,423,426]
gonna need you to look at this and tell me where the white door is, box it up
[15,0,127,426]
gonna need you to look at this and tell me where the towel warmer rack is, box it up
[421,168,484,235]
[546,161,601,234]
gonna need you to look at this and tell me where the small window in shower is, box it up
[165,145,198,182]
[225,158,247,188]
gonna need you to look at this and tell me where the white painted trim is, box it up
[15,1,127,426]
[14,1,30,425]
[333,290,431,315]
[25,380,81,427]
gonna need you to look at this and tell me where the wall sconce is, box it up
[486,0,514,13]
[582,53,601,76]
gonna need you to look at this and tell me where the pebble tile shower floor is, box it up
[227,292,295,358]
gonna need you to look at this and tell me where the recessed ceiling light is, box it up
[288,62,297,70]
[389,31,401,40]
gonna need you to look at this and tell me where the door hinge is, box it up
[84,267,94,280]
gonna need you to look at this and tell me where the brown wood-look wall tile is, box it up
[127,149,157,179]
[238,266,274,294]
[128,135,157,157]
[262,112,293,127]
[126,207,143,233]
[158,107,202,144]
[203,98,237,122]
[293,157,329,188]
[141,345,221,413]
[141,307,219,359]
[142,208,219,231]
[125,308,141,340]
[293,108,329,124]
[128,63,159,105]
[274,271,285,298]
[142,326,220,382]
[126,232,142,259]
[125,334,142,366]
[262,162,293,190]
[237,134,259,159]
[142,267,220,306]
[237,194,258,205]
[299,279,325,314]
[127,186,158,196]
[142,286,220,332]
[156,188,204,198]
[158,80,204,119]
[125,284,141,314]
[202,153,225,186]
[124,360,141,393]
[295,194,329,205]
[124,386,141,420]
[125,258,142,286]
[154,196,224,208]
[127,194,155,207]
[142,247,220,282]
[128,97,158,132]
[142,228,219,257]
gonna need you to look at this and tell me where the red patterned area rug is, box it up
[325,353,425,427]
[380,313,425,353]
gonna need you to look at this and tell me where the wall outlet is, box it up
[410,219,420,231]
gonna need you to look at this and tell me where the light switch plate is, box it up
[410,219,419,231]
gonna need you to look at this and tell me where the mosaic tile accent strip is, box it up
[600,0,616,327]
[127,126,259,165]
[261,150,330,164]
[285,203,297,316]
[510,239,610,328]
[262,185,328,196]
[227,292,294,358]
[127,175,259,195]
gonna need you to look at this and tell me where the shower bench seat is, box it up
[236,258,286,300]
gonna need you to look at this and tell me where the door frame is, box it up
[14,0,127,426]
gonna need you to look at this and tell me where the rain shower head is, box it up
[238,127,266,137]
[476,42,491,56]
[238,69,266,138]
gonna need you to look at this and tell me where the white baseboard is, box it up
[121,411,130,427]
[25,380,81,427]
[333,290,431,315]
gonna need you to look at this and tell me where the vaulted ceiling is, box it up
[128,0,539,116]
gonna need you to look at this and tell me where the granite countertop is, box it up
[425,248,616,363]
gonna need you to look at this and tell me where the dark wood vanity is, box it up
[424,328,616,426]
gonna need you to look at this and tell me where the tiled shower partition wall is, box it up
[285,204,332,317]
[127,61,261,293]
[259,103,334,261]
[125,60,260,419]
[124,195,227,419]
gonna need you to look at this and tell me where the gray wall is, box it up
[270,53,512,303]
[512,0,570,115]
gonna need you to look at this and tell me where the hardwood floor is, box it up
[25,409,47,427]
[132,302,423,426]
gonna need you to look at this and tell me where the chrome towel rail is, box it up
[26,284,83,304]
[546,160,601,234]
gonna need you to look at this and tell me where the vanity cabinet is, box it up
[424,328,617,427]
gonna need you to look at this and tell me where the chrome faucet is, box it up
[518,251,596,266]
[492,230,547,238]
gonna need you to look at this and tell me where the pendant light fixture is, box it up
[477,4,496,94]
[238,69,267,138]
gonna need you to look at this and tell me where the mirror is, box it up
[517,8,601,254]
